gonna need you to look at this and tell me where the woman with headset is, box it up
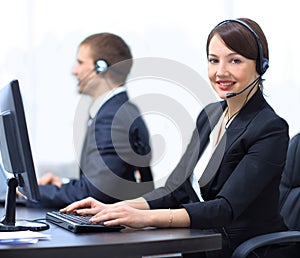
[61,18,296,257]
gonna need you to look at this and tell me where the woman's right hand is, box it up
[59,197,107,215]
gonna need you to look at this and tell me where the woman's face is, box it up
[207,34,258,100]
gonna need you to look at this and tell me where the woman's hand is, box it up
[89,204,151,229]
[61,198,190,229]
[60,198,150,228]
[60,197,106,215]
[89,206,190,229]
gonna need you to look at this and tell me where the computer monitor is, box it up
[0,80,48,231]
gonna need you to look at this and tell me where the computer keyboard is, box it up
[46,211,125,233]
[52,211,99,225]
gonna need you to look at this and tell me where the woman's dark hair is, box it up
[206,18,269,72]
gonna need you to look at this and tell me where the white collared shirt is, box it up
[89,85,127,120]
[189,108,230,201]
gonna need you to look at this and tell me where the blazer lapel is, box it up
[198,132,227,187]
[199,90,266,197]
[194,101,227,188]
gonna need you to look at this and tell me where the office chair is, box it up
[231,133,300,258]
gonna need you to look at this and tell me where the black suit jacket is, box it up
[34,92,154,208]
[144,90,289,249]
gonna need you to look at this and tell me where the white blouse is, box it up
[189,108,235,201]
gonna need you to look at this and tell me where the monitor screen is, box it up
[0,80,48,231]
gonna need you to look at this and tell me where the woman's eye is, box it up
[208,58,218,64]
[232,58,241,64]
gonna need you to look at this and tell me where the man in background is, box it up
[31,33,154,208]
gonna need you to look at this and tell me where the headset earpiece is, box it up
[260,57,269,76]
[95,59,109,74]
[216,19,269,76]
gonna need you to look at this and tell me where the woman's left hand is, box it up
[89,204,151,229]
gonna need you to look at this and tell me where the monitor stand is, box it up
[0,177,49,231]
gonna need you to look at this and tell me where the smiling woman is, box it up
[2,1,299,190]
[207,34,259,101]
[60,18,297,258]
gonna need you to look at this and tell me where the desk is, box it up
[0,206,221,258]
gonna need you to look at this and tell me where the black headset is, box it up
[95,59,109,74]
[216,19,269,76]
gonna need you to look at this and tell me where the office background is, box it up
[0,0,299,187]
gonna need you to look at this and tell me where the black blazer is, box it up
[144,90,289,249]
[33,92,154,208]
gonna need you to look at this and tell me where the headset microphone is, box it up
[77,69,95,87]
[77,59,109,87]
[226,76,261,98]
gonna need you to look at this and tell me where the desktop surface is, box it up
[0,205,222,258]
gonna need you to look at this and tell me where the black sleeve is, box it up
[27,174,120,209]
[182,198,233,229]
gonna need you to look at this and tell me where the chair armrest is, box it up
[231,230,300,258]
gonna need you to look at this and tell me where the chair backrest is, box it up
[279,133,300,230]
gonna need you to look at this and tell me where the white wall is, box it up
[0,0,299,187]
